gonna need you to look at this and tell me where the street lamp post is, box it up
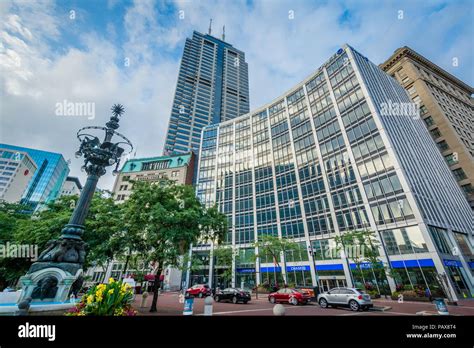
[308,244,320,296]
[19,104,133,304]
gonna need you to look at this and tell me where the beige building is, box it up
[0,148,37,203]
[380,46,474,209]
[59,176,82,197]
[113,152,195,203]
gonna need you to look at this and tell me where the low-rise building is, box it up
[0,148,37,203]
[59,176,82,197]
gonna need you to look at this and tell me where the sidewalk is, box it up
[372,297,474,315]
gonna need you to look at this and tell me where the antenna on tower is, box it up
[208,18,212,35]
[222,25,225,41]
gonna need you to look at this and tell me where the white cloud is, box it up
[0,0,472,192]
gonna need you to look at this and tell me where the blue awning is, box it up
[390,259,435,268]
[236,268,255,273]
[286,265,311,272]
[315,263,343,271]
[443,259,463,267]
[350,262,383,269]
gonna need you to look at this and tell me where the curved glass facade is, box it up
[192,45,474,300]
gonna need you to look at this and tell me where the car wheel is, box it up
[232,296,238,304]
[289,297,298,306]
[269,296,276,304]
[363,306,369,311]
[214,296,220,302]
[198,292,203,298]
[319,298,328,308]
[349,300,360,311]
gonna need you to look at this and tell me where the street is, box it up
[132,292,474,316]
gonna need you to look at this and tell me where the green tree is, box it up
[0,193,125,288]
[123,180,227,312]
[213,246,233,287]
[334,229,389,295]
[253,235,301,286]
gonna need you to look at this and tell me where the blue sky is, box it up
[1,0,472,190]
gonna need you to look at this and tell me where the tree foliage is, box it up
[122,180,227,312]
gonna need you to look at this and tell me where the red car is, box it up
[268,288,311,305]
[185,284,212,298]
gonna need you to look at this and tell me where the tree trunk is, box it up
[149,265,163,313]
[101,260,110,283]
[123,252,131,277]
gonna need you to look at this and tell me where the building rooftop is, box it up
[120,153,193,173]
[65,176,83,190]
[379,46,473,94]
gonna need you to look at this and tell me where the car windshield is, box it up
[355,288,366,294]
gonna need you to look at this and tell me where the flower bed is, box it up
[391,291,430,302]
[66,278,137,316]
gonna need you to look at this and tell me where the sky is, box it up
[1,0,473,191]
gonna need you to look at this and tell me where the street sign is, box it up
[433,298,449,315]
[183,297,194,316]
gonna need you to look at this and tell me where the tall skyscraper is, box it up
[192,45,473,301]
[163,30,249,155]
[0,143,69,211]
[380,47,474,209]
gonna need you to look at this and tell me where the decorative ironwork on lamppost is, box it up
[19,104,133,304]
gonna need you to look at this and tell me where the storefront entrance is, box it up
[446,265,472,299]
[318,277,347,292]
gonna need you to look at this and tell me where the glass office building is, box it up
[0,143,69,211]
[163,31,249,155]
[192,45,474,301]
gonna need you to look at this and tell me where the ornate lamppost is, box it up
[19,104,133,304]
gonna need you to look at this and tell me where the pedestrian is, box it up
[425,287,433,302]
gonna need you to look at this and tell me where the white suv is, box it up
[317,287,373,311]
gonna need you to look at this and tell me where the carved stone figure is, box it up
[37,239,86,264]
[31,276,58,300]
[68,275,84,297]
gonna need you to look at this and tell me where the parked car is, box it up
[317,287,373,311]
[268,288,311,305]
[214,288,251,304]
[185,284,212,298]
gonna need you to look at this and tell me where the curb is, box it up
[370,305,392,312]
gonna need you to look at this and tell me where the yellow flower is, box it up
[109,278,115,284]
[87,295,94,304]
[108,289,114,295]
[96,293,103,302]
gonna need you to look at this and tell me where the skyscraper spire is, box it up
[222,25,225,41]
[208,18,212,35]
